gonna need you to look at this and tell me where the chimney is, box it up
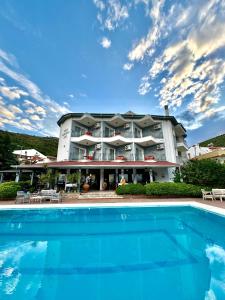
[164,105,169,116]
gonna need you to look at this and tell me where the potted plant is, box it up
[116,155,127,161]
[85,131,92,136]
[144,155,155,160]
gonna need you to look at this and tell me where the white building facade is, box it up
[52,110,188,190]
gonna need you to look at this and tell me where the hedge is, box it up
[0,182,22,199]
[116,182,204,197]
[116,183,146,195]
[145,182,203,197]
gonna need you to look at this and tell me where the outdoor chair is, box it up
[15,191,30,204]
[212,189,225,202]
[201,189,213,201]
[50,192,63,203]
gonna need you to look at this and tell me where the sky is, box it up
[0,0,225,146]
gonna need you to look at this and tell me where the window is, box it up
[74,147,85,160]
[105,148,114,160]
[135,148,143,160]
[134,127,141,138]
[104,126,114,137]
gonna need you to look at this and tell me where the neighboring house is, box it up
[51,107,188,189]
[187,144,225,161]
[13,149,56,164]
[193,148,225,164]
[187,145,213,159]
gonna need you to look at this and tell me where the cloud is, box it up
[123,0,225,130]
[94,0,129,31]
[123,63,133,71]
[100,37,111,48]
[8,104,23,114]
[0,86,28,100]
[0,48,69,135]
[30,114,42,121]
[93,0,105,11]
[128,0,165,61]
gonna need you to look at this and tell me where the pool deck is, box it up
[0,196,225,209]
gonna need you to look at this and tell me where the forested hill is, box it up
[199,133,225,147]
[0,130,58,157]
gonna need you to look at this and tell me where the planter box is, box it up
[144,155,155,160]
[116,155,127,160]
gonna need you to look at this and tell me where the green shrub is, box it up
[116,183,146,195]
[145,182,204,197]
[0,181,22,199]
[180,159,225,188]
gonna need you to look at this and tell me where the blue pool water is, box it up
[0,206,225,300]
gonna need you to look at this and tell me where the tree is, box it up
[0,134,18,170]
[180,159,225,188]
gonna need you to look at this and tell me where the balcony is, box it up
[71,132,163,147]
[177,140,188,151]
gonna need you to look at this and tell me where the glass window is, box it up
[135,127,141,138]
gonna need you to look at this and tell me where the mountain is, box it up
[0,130,58,157]
[199,133,225,147]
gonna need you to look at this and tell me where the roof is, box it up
[195,149,225,160]
[13,149,46,158]
[14,160,178,169]
[57,112,186,132]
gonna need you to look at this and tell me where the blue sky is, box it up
[0,0,225,145]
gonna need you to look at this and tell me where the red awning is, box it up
[47,160,178,168]
[13,160,178,169]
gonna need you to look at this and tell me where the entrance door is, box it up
[104,169,116,190]
[81,169,100,190]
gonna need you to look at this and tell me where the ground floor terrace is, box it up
[3,160,178,191]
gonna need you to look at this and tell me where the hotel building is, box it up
[49,107,188,190]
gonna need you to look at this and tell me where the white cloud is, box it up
[94,0,129,31]
[20,118,32,125]
[123,63,133,71]
[8,104,22,114]
[128,0,165,61]
[0,86,28,100]
[93,0,105,11]
[0,48,70,135]
[100,37,111,48]
[124,0,225,130]
[30,114,42,121]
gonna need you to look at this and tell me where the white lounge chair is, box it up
[15,191,30,204]
[201,189,213,201]
[212,189,225,202]
[50,192,62,203]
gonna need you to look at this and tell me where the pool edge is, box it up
[0,201,224,217]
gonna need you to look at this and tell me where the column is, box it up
[15,171,20,182]
[0,173,4,183]
[149,169,153,183]
[133,168,137,184]
[115,169,119,186]
[100,169,104,191]
[65,169,70,191]
[30,172,34,185]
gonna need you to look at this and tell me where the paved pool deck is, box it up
[0,197,225,209]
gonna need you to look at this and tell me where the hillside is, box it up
[200,133,225,147]
[0,130,58,157]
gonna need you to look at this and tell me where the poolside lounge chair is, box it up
[15,191,30,204]
[50,192,63,203]
[201,189,213,201]
[212,189,225,202]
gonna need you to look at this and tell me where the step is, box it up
[78,191,124,199]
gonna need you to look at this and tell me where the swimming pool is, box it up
[0,204,224,300]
